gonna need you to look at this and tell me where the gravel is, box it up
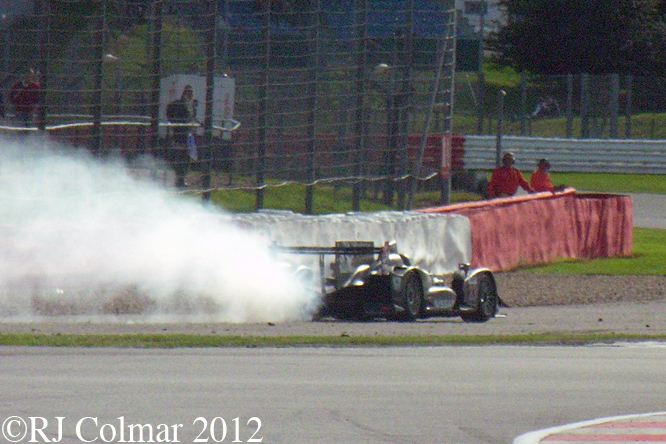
[495,273,666,307]
[0,273,665,338]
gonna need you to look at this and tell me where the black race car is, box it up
[277,241,499,322]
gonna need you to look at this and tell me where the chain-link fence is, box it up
[0,0,457,212]
[455,72,666,140]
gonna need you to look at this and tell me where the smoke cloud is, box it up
[0,137,316,323]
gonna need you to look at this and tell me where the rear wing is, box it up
[274,243,382,257]
[274,241,394,290]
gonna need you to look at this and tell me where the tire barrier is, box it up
[420,190,633,272]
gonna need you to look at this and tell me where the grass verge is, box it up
[522,227,666,275]
[1,333,666,348]
[550,172,666,194]
[469,172,666,195]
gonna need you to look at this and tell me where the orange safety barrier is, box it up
[573,193,634,259]
[420,189,633,272]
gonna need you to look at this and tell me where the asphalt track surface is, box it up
[511,193,666,443]
[3,344,666,444]
[630,193,666,229]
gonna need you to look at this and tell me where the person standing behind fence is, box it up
[488,152,535,198]
[166,85,197,188]
[530,158,566,193]
[10,69,41,127]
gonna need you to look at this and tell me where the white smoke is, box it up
[0,137,316,323]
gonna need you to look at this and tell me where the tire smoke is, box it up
[0,138,316,323]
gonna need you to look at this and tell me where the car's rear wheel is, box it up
[461,273,498,323]
[400,272,423,322]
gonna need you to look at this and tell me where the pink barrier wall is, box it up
[420,190,633,272]
[573,193,634,259]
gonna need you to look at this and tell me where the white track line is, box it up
[514,412,666,444]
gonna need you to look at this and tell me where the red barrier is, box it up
[574,193,634,259]
[420,190,633,272]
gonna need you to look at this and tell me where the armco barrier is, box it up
[420,190,633,272]
[458,135,666,174]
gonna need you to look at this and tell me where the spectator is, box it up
[531,97,560,119]
[530,159,566,193]
[166,85,197,188]
[488,152,535,198]
[10,69,41,127]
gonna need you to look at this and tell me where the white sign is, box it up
[159,74,236,138]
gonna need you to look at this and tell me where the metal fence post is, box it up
[395,0,414,210]
[148,1,162,156]
[407,7,455,210]
[609,73,619,139]
[495,89,506,167]
[625,75,632,139]
[35,0,49,133]
[580,73,589,139]
[566,73,573,138]
[519,71,526,135]
[91,1,105,156]
[352,0,368,212]
[305,0,321,215]
[202,0,217,203]
[476,0,486,135]
[256,0,271,211]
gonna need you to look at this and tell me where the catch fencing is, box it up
[0,0,457,212]
[456,72,666,140]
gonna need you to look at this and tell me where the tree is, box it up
[489,0,666,76]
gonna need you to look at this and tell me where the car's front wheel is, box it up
[399,272,423,322]
[461,273,498,323]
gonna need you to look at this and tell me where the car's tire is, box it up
[311,305,327,321]
[399,272,423,322]
[337,306,367,322]
[461,273,498,323]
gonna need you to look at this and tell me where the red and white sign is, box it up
[440,132,452,179]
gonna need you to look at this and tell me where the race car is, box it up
[277,240,499,322]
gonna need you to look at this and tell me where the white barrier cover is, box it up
[229,210,472,275]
